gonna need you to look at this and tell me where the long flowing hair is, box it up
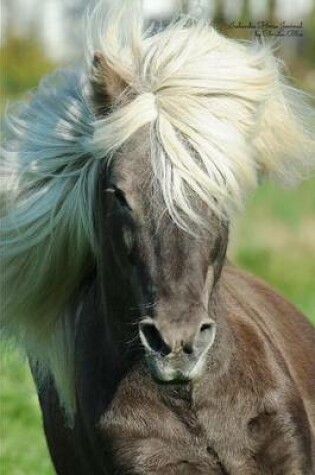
[1,0,314,420]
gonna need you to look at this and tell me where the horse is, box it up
[1,1,315,473]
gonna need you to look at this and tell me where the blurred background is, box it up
[1,0,314,473]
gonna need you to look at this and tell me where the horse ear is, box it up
[91,51,128,108]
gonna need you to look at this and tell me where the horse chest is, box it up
[98,372,313,474]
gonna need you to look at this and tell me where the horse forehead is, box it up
[113,127,151,181]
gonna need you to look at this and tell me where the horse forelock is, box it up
[87,1,315,230]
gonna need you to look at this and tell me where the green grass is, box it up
[0,346,54,475]
[231,178,315,324]
[1,179,315,474]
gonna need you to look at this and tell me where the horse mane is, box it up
[1,0,314,420]
[1,70,99,418]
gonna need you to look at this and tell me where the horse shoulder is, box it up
[217,264,315,468]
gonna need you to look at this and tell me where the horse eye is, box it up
[115,188,131,210]
[105,186,131,211]
[105,185,136,262]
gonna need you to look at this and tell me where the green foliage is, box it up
[0,34,55,105]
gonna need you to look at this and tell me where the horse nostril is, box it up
[200,323,213,333]
[182,343,194,355]
[139,322,171,357]
[197,320,216,350]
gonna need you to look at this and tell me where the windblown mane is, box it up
[1,0,314,419]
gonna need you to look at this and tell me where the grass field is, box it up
[1,178,315,475]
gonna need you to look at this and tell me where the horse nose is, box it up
[139,319,216,357]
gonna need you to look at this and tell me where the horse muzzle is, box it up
[139,318,216,383]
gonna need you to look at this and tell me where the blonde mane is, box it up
[1,0,315,420]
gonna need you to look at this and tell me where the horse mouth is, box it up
[145,352,207,384]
